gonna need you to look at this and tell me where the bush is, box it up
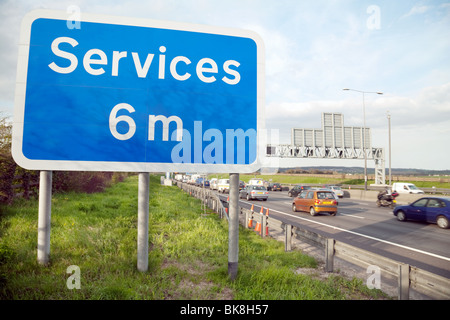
[52,171,114,194]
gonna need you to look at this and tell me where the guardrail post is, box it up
[285,224,292,252]
[244,210,249,229]
[325,238,335,273]
[398,263,410,300]
[215,197,219,213]
[260,213,265,238]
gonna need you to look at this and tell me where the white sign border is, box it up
[12,9,265,173]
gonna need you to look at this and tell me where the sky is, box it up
[1,0,449,171]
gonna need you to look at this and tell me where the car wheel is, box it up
[288,192,292,197]
[331,212,336,216]
[396,210,406,222]
[309,207,317,216]
[246,194,251,201]
[292,204,297,212]
[437,216,449,229]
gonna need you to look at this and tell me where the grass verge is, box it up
[0,175,388,300]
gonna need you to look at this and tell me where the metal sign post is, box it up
[137,173,150,272]
[37,170,52,265]
[228,173,240,279]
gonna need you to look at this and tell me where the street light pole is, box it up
[343,88,383,191]
[387,111,392,186]
[362,91,367,191]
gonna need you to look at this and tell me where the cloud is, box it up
[376,83,450,127]
[265,82,450,149]
[401,5,430,19]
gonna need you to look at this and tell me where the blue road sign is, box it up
[12,10,264,172]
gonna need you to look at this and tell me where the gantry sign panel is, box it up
[291,113,371,150]
[266,112,385,185]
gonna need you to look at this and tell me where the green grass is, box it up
[0,175,388,300]
[407,181,450,189]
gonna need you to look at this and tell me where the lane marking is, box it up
[338,212,365,219]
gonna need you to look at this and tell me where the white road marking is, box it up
[338,212,365,219]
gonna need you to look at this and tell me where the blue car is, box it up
[195,178,210,187]
[393,197,450,229]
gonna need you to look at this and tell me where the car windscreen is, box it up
[317,192,335,199]
[252,186,266,190]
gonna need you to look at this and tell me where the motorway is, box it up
[217,190,450,279]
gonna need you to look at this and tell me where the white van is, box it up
[392,182,424,194]
[210,178,218,190]
[218,179,230,193]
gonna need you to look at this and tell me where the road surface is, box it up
[217,189,450,278]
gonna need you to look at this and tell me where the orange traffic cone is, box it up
[248,204,254,228]
[254,220,261,233]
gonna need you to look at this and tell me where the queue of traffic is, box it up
[174,174,450,229]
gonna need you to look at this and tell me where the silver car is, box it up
[329,186,344,198]
[239,185,269,201]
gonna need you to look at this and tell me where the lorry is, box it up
[392,182,424,194]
